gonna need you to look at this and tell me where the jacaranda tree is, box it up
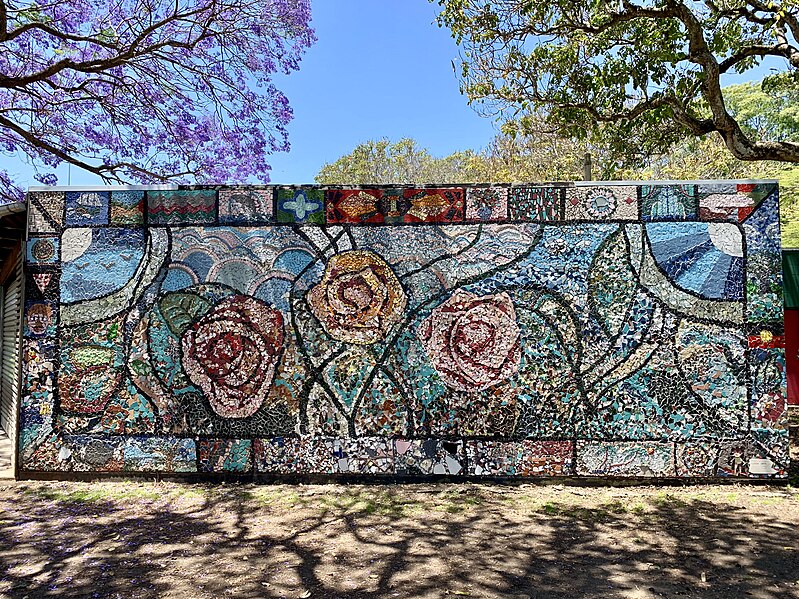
[0,0,315,202]
[435,0,799,167]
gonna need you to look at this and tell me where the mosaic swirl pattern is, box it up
[19,182,787,478]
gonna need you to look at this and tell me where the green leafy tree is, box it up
[623,81,799,183]
[463,117,634,182]
[435,0,799,164]
[315,138,478,184]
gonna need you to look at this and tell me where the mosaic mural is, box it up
[18,182,788,478]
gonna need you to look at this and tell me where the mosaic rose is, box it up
[420,291,521,392]
[181,295,284,419]
[308,251,407,345]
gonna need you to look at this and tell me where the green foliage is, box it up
[315,138,478,185]
[158,293,213,337]
[316,131,604,185]
[724,83,799,142]
[434,0,799,163]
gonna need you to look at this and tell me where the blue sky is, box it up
[266,1,497,183]
[7,0,778,189]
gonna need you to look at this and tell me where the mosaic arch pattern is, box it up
[19,182,787,478]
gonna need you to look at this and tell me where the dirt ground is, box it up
[0,481,798,599]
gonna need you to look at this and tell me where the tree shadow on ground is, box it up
[0,483,797,598]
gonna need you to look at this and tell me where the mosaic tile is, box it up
[123,437,196,472]
[26,237,59,264]
[98,383,157,436]
[645,222,744,300]
[641,184,697,221]
[23,300,56,338]
[333,438,395,474]
[110,190,145,225]
[748,429,789,477]
[576,441,675,476]
[16,182,786,479]
[148,190,216,225]
[565,186,637,220]
[198,439,253,472]
[253,437,336,474]
[744,191,782,323]
[394,439,466,475]
[736,182,777,204]
[60,228,145,303]
[749,346,787,429]
[276,188,325,224]
[466,187,508,221]
[219,188,274,224]
[58,316,125,414]
[25,268,59,302]
[326,189,392,224]
[698,185,757,221]
[402,188,464,223]
[65,191,109,226]
[508,186,562,221]
[19,339,56,458]
[60,435,125,472]
[325,188,465,224]
[466,440,574,476]
[28,191,65,234]
[675,441,718,477]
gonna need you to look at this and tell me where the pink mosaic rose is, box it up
[308,251,407,345]
[181,295,284,418]
[420,290,521,392]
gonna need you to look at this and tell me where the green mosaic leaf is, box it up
[70,345,114,369]
[129,359,151,377]
[588,227,637,338]
[158,293,212,337]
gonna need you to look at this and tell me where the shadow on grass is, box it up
[0,483,798,598]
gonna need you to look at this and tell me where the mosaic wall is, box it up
[18,182,788,478]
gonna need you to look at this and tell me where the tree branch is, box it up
[0,3,215,87]
[0,112,172,182]
[670,0,799,161]
[719,43,799,73]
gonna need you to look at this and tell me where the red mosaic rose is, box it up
[308,251,406,345]
[181,295,284,418]
[420,290,521,392]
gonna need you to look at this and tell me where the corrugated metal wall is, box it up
[0,244,23,446]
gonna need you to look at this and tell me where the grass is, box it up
[531,499,631,523]
[12,481,799,525]
[242,487,425,517]
[19,482,165,503]
[240,487,301,507]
